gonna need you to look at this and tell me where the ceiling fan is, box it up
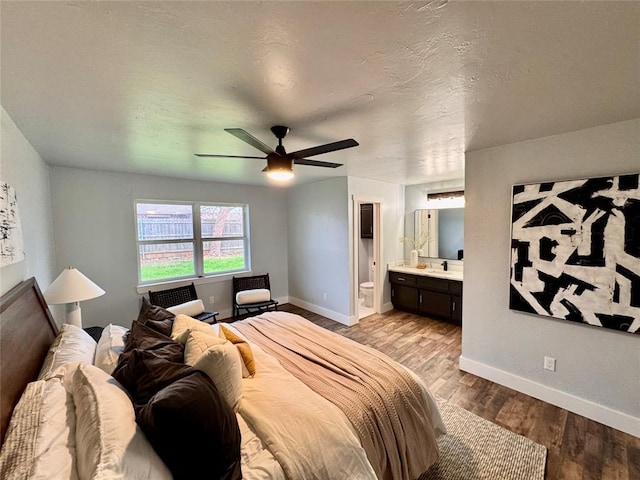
[195,126,359,181]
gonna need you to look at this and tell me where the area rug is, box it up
[419,398,547,480]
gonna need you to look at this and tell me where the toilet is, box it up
[360,282,374,308]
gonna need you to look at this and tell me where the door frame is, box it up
[351,195,383,321]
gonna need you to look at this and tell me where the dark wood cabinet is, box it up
[420,290,451,318]
[451,295,462,324]
[360,203,373,238]
[389,272,420,309]
[389,271,462,325]
[391,284,419,310]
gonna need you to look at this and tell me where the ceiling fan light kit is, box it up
[266,169,295,182]
[265,154,295,181]
[196,125,358,181]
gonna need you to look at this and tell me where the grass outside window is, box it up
[140,255,245,282]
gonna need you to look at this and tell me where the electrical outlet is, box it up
[323,292,327,300]
[209,296,215,304]
[543,356,556,372]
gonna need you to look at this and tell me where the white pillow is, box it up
[192,342,243,411]
[38,324,97,380]
[171,313,217,345]
[235,288,271,305]
[166,299,205,317]
[70,364,172,480]
[184,330,228,365]
[0,378,78,480]
[94,324,129,375]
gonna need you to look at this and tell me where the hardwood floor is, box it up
[273,304,640,480]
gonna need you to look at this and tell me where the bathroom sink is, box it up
[425,269,452,275]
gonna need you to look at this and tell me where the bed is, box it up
[0,277,445,480]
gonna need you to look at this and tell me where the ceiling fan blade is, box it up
[293,158,343,168]
[194,154,266,159]
[225,128,276,155]
[289,138,359,159]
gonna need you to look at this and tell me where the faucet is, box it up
[442,260,448,271]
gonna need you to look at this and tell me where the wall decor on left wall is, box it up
[509,173,640,335]
[0,182,25,267]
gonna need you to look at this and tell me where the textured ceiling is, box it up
[1,1,638,187]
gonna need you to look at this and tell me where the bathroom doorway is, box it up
[352,197,382,321]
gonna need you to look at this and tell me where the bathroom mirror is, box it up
[414,208,464,260]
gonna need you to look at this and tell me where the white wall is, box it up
[287,177,351,323]
[463,118,640,436]
[348,177,405,314]
[0,107,56,299]
[49,166,289,327]
[287,176,405,324]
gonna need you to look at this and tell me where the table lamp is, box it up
[43,267,105,328]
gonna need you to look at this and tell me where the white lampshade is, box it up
[44,267,105,304]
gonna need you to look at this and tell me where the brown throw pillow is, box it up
[123,320,180,353]
[136,371,242,480]
[113,320,185,403]
[137,297,174,337]
[113,349,191,407]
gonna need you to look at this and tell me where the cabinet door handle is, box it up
[419,294,423,304]
[452,301,456,311]
[397,277,406,282]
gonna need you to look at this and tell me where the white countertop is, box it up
[388,265,463,282]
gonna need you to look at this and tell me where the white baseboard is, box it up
[459,356,640,438]
[381,301,394,313]
[216,308,234,321]
[275,295,289,307]
[288,297,356,326]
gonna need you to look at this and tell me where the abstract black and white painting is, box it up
[510,173,640,335]
[0,181,25,267]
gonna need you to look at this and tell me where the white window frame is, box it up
[135,200,251,287]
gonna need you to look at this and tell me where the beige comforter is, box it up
[233,312,442,480]
[237,332,377,480]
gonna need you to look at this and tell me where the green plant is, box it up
[400,230,430,251]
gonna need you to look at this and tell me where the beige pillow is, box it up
[70,364,172,480]
[38,324,97,380]
[171,313,217,344]
[192,342,243,411]
[0,378,78,480]
[184,330,228,365]
[94,324,128,375]
[220,324,256,378]
[167,299,205,317]
[235,288,270,305]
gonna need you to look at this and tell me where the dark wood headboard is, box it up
[0,277,58,445]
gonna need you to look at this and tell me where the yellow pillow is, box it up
[219,325,256,378]
[170,314,217,345]
[184,331,228,365]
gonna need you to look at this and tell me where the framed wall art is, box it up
[509,173,639,335]
[0,181,25,267]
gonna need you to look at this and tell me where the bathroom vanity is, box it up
[388,266,463,325]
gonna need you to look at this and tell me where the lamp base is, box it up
[64,302,82,328]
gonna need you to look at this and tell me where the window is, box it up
[135,201,249,284]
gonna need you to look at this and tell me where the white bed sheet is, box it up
[237,414,285,480]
